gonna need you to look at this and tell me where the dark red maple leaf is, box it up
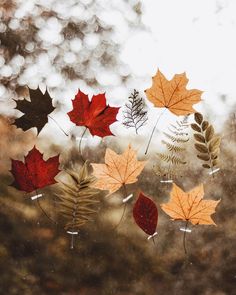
[133,192,158,235]
[10,146,60,193]
[67,90,120,137]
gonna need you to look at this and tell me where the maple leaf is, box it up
[161,183,220,225]
[67,90,120,137]
[13,88,55,133]
[145,70,203,116]
[10,146,60,193]
[91,145,146,194]
[133,192,158,235]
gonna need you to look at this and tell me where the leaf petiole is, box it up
[183,220,189,255]
[145,109,166,155]
[78,127,87,163]
[48,115,69,136]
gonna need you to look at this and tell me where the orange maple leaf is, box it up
[161,183,220,225]
[145,70,203,116]
[91,145,146,194]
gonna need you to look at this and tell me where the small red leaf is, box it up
[10,146,60,193]
[67,90,120,138]
[133,192,158,235]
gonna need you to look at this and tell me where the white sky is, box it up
[123,0,236,117]
[42,0,236,151]
[2,0,236,152]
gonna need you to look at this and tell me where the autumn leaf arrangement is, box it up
[2,68,222,253]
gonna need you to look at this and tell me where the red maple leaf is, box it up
[67,90,120,137]
[10,146,60,193]
[133,192,158,235]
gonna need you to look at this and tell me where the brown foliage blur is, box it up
[0,113,236,295]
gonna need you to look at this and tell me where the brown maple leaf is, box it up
[13,88,55,133]
[91,145,146,194]
[145,70,203,116]
[161,183,220,225]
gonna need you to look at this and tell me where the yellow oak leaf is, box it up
[161,183,220,225]
[91,145,146,194]
[145,70,203,116]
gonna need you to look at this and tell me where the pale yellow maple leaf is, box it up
[161,183,220,225]
[91,145,146,194]
[145,70,203,116]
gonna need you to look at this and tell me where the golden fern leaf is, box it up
[161,140,186,153]
[57,162,100,232]
[155,118,189,180]
[163,132,189,143]
[153,165,177,180]
[157,153,186,165]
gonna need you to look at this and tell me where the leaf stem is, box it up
[34,189,58,225]
[145,109,166,155]
[112,184,128,230]
[183,220,189,255]
[70,233,75,250]
[152,236,156,245]
[79,127,87,163]
[25,160,57,226]
[48,115,69,137]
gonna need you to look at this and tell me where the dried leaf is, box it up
[145,70,202,116]
[123,89,148,134]
[10,146,60,193]
[195,143,208,153]
[212,159,218,166]
[157,153,186,165]
[133,192,158,235]
[57,162,100,231]
[194,134,205,143]
[202,164,211,169]
[194,113,203,125]
[205,125,215,142]
[162,140,185,153]
[202,121,209,131]
[67,90,120,137]
[197,154,210,161]
[209,136,221,152]
[193,113,221,170]
[191,123,201,132]
[13,88,55,133]
[161,183,220,225]
[91,145,146,194]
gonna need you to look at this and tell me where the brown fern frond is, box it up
[155,117,189,180]
[57,162,100,232]
[163,132,189,143]
[161,140,186,153]
[153,165,178,180]
[157,153,186,165]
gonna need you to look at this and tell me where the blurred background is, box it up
[0,0,236,294]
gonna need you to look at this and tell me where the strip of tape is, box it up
[147,232,158,240]
[31,194,43,201]
[122,194,133,203]
[208,168,220,175]
[67,231,78,235]
[180,227,192,233]
[160,180,173,183]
